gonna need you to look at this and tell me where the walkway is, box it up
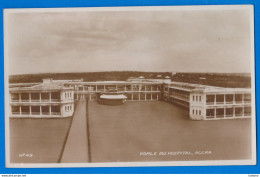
[60,100,89,163]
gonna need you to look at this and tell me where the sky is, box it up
[5,6,253,75]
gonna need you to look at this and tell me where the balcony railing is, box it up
[206,101,250,105]
[12,112,61,116]
[12,112,20,115]
[11,99,62,103]
[225,114,233,117]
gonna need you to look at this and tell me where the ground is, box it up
[88,101,252,162]
[9,101,252,163]
[9,117,71,163]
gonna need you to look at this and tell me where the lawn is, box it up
[9,101,252,163]
[88,101,252,162]
[9,117,72,163]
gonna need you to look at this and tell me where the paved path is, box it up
[60,100,89,163]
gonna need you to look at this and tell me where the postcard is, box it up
[4,5,256,167]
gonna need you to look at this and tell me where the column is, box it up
[19,106,22,115]
[214,94,216,105]
[49,92,52,102]
[151,85,153,91]
[145,94,146,100]
[40,106,42,115]
[233,107,235,117]
[224,94,226,105]
[49,105,51,115]
[157,85,159,91]
[96,85,97,92]
[242,107,245,117]
[145,85,146,92]
[157,94,159,100]
[19,93,21,102]
[77,94,78,100]
[104,85,105,91]
[214,108,216,118]
[233,93,235,104]
[139,94,140,101]
[132,94,133,101]
[39,93,42,102]
[29,92,31,103]
[151,94,153,101]
[224,108,226,118]
[242,94,244,104]
[29,106,31,115]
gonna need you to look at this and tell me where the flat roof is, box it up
[9,79,251,93]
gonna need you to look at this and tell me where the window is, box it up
[193,96,195,101]
[199,110,201,115]
[193,110,194,114]
[196,96,198,101]
[199,96,201,101]
[196,110,198,115]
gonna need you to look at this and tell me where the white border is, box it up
[4,5,256,168]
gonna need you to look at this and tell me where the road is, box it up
[60,100,89,163]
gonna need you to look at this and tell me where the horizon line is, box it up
[9,71,252,76]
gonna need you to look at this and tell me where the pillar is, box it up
[49,105,51,115]
[104,85,105,91]
[145,85,146,92]
[29,106,32,115]
[19,106,21,115]
[214,94,216,105]
[233,93,235,104]
[132,94,133,101]
[145,93,146,100]
[242,107,245,117]
[224,108,226,118]
[242,94,244,104]
[157,94,159,100]
[224,94,226,105]
[49,92,52,102]
[214,108,216,118]
[139,94,140,101]
[233,107,235,117]
[96,85,97,92]
[40,106,42,115]
[39,93,42,102]
[29,92,31,103]
[19,93,21,102]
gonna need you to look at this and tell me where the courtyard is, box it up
[9,101,252,163]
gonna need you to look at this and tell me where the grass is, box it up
[88,101,252,162]
[9,117,72,163]
[9,101,252,163]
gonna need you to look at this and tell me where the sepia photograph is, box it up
[4,5,256,167]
